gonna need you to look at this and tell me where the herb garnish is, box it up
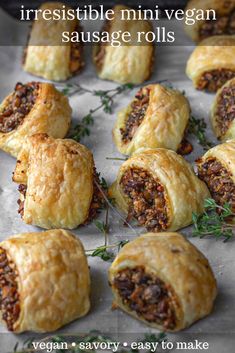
[192,198,235,242]
[60,83,134,142]
[188,116,214,150]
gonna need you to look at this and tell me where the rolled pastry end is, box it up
[0,82,39,134]
[13,134,105,229]
[184,0,235,43]
[0,230,90,333]
[196,69,235,92]
[211,78,235,140]
[119,167,170,232]
[113,84,190,156]
[197,156,235,212]
[186,36,235,92]
[109,232,217,332]
[0,248,20,331]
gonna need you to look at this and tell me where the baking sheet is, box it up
[0,8,235,353]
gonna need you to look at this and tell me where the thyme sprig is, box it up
[192,198,235,242]
[63,83,133,142]
[13,331,167,353]
[188,116,214,150]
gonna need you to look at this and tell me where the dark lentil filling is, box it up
[197,157,235,211]
[197,69,235,92]
[0,82,39,133]
[114,266,176,330]
[0,247,20,331]
[69,25,84,75]
[177,138,193,155]
[84,169,106,224]
[120,88,150,143]
[120,167,169,231]
[17,184,27,217]
[215,84,235,137]
[199,11,235,40]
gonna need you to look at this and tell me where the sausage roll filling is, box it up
[215,84,235,137]
[17,184,27,217]
[0,248,20,331]
[85,169,105,223]
[113,266,176,330]
[199,11,235,40]
[197,69,235,92]
[120,88,150,143]
[197,157,235,210]
[0,82,39,133]
[120,167,169,231]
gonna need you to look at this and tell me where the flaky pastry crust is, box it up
[23,2,83,81]
[211,78,235,140]
[186,35,235,90]
[12,134,95,229]
[197,139,235,183]
[0,82,71,158]
[109,232,217,332]
[93,5,154,84]
[113,84,190,155]
[0,229,90,333]
[184,0,235,42]
[109,148,210,231]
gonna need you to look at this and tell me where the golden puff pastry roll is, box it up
[186,35,235,92]
[0,82,71,158]
[109,232,217,332]
[196,140,235,212]
[184,0,235,43]
[211,78,235,141]
[113,84,191,156]
[12,134,104,229]
[0,229,90,333]
[109,148,210,232]
[23,2,84,81]
[93,5,154,84]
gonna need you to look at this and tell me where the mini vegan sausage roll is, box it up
[113,84,191,155]
[93,5,154,84]
[0,82,71,157]
[186,35,235,92]
[23,2,84,81]
[0,229,90,333]
[211,78,235,141]
[109,149,210,232]
[12,134,104,229]
[197,140,235,211]
[109,232,217,332]
[184,0,235,43]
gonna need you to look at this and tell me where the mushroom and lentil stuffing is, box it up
[109,148,210,232]
[109,232,217,331]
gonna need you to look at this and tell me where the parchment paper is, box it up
[0,8,234,353]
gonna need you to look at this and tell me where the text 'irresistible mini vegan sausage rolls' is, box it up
[0,82,71,157]
[109,232,217,332]
[113,84,190,155]
[12,134,104,229]
[109,148,210,232]
[0,229,90,333]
